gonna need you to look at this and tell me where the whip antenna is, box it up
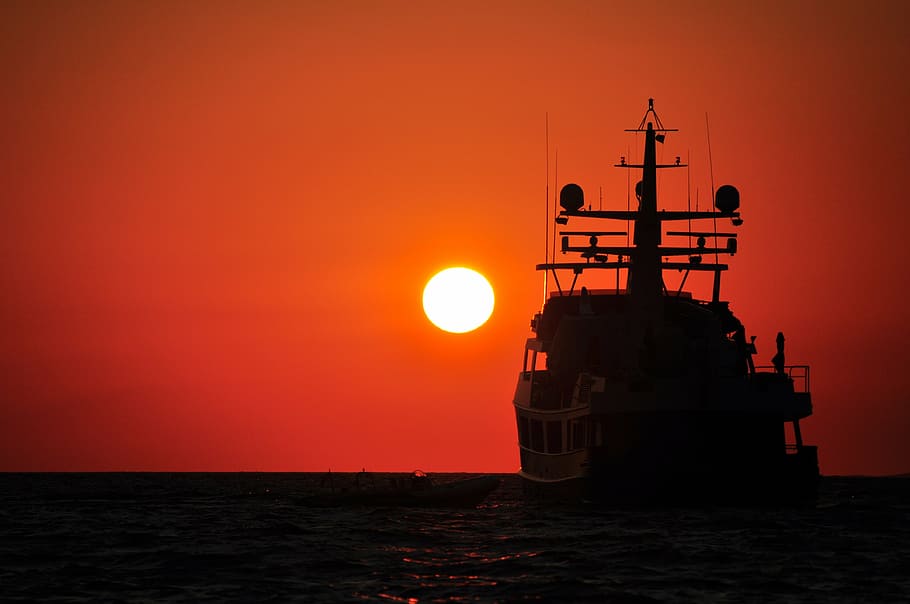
[543,113,549,303]
[706,113,719,265]
[552,148,558,268]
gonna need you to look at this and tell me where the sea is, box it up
[1,473,908,603]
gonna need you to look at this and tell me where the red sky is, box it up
[2,1,908,474]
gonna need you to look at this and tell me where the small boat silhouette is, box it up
[302,471,500,508]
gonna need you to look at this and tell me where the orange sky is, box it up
[2,1,908,474]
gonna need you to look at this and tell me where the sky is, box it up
[2,1,908,475]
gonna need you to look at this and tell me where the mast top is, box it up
[626,98,678,133]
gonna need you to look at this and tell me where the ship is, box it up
[513,100,819,504]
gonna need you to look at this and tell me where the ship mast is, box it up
[537,99,742,302]
[628,108,663,301]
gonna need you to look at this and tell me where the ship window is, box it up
[523,350,547,375]
[784,421,798,452]
[570,420,587,450]
[546,421,562,454]
[529,419,544,451]
[522,349,536,374]
[518,415,530,447]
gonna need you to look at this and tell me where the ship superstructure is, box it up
[513,100,818,503]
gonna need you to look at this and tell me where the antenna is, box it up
[551,148,558,267]
[626,145,631,247]
[687,150,692,250]
[705,113,715,198]
[706,113,719,266]
[624,145,631,292]
[543,113,549,303]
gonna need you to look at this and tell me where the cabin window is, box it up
[517,415,530,447]
[522,349,536,376]
[784,421,798,452]
[529,419,544,452]
[546,421,563,454]
[570,420,587,450]
[522,349,548,375]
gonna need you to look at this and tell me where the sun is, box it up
[422,267,495,333]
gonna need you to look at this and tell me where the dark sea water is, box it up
[1,473,908,603]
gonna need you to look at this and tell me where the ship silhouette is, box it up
[513,100,819,503]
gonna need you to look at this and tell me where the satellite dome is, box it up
[715,185,740,213]
[560,183,584,212]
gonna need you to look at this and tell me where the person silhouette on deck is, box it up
[748,335,757,374]
[772,331,786,375]
[734,325,749,376]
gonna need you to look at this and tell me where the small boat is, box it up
[301,472,500,508]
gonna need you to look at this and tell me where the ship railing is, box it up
[754,364,810,393]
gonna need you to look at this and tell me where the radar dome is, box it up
[560,183,585,212]
[715,185,740,214]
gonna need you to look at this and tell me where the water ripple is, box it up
[1,474,908,602]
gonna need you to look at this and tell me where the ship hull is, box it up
[518,445,819,505]
[513,360,819,504]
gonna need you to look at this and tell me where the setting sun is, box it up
[422,268,495,333]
